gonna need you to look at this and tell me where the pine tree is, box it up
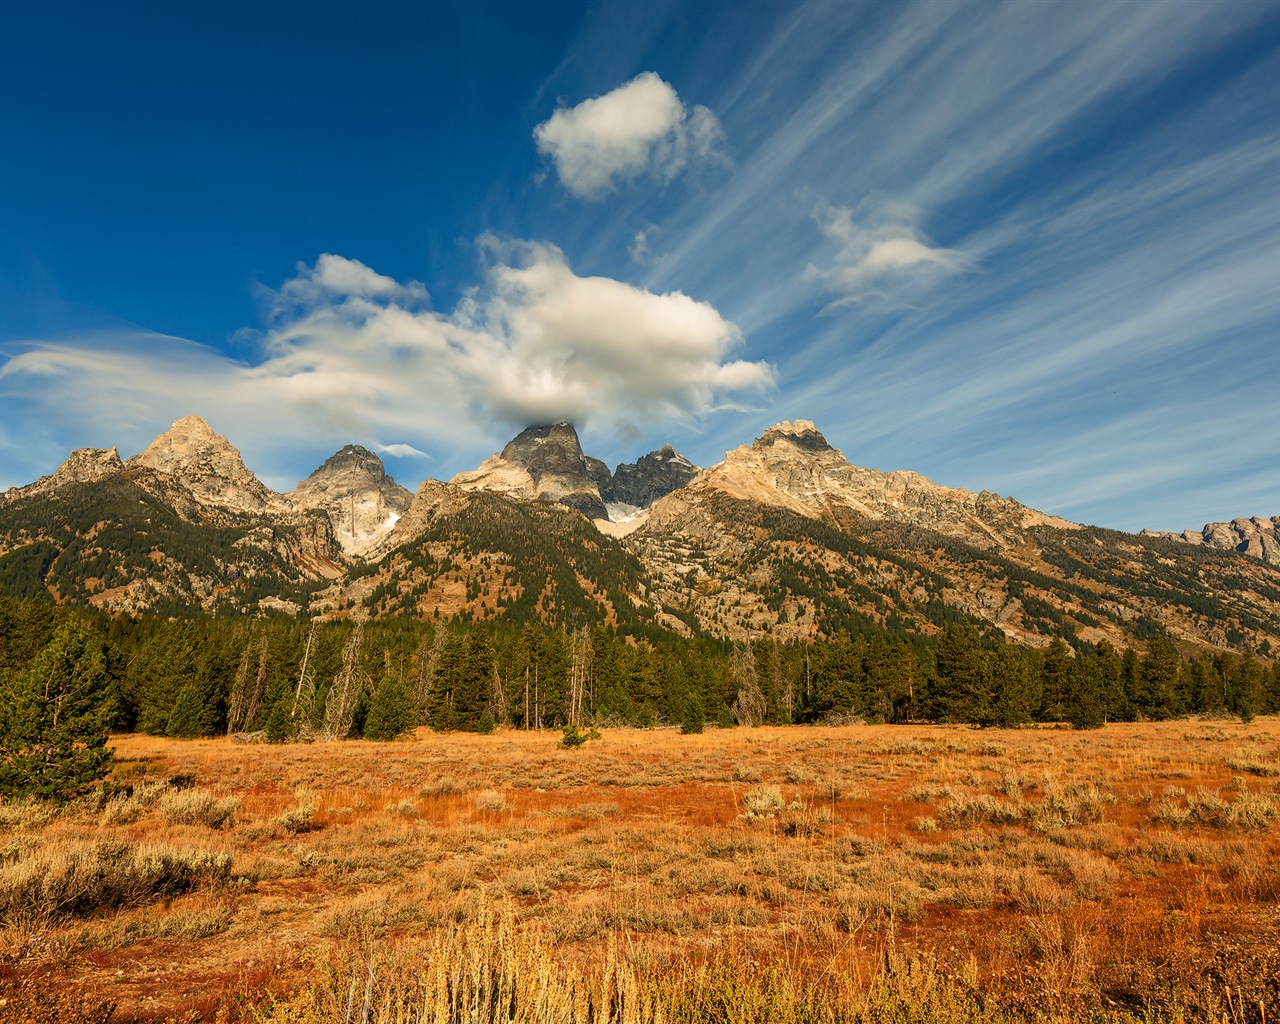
[363,673,415,740]
[931,621,990,724]
[1066,652,1106,729]
[0,623,115,802]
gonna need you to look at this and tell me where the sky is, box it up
[1,0,1278,533]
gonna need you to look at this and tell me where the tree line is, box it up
[3,594,1278,774]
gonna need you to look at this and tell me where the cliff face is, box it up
[451,423,610,521]
[289,445,412,556]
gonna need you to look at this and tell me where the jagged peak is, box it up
[501,422,583,462]
[130,415,234,467]
[753,420,835,456]
[302,444,388,481]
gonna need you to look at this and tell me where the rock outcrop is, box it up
[644,420,1073,550]
[288,445,413,556]
[1143,516,1280,566]
[2,446,124,503]
[609,445,700,510]
[451,423,611,521]
[125,415,278,517]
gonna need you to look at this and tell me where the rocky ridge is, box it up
[1143,516,1280,567]
[6,414,1280,656]
[2,446,125,502]
[608,445,700,513]
[450,422,698,524]
[643,420,1073,550]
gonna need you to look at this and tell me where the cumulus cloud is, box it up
[534,72,726,200]
[806,201,975,311]
[275,253,429,311]
[0,244,772,487]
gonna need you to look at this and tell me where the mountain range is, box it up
[3,415,1279,656]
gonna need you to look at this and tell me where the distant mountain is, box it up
[4,414,1280,657]
[449,422,698,523]
[289,444,412,557]
[1143,516,1280,567]
[608,445,700,515]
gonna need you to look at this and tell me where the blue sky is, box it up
[2,1,1278,532]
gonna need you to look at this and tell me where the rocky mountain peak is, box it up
[646,419,1072,551]
[610,445,700,510]
[454,422,610,521]
[1,446,125,503]
[755,419,835,456]
[289,445,412,556]
[301,444,393,484]
[125,415,275,514]
[500,423,587,474]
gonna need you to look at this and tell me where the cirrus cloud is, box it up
[534,72,726,200]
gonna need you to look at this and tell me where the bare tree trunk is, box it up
[731,640,765,727]
[323,621,365,741]
[227,639,253,734]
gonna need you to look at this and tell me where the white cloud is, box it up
[0,244,772,488]
[275,253,429,311]
[629,226,658,264]
[534,72,726,200]
[806,201,975,310]
[377,443,430,459]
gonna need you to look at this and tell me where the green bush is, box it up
[557,723,601,749]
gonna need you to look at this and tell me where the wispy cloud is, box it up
[0,243,773,489]
[535,72,726,200]
[607,0,1280,531]
[806,199,975,310]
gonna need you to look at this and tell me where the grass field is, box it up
[1,720,1278,1023]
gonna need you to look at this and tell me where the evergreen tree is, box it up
[680,687,706,734]
[364,673,416,740]
[931,621,990,724]
[1137,636,1181,720]
[989,641,1036,728]
[1066,652,1106,729]
[1038,639,1072,722]
[0,623,115,802]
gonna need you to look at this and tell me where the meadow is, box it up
[1,720,1278,1023]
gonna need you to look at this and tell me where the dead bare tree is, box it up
[731,640,765,727]
[322,621,365,741]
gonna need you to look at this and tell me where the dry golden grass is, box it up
[0,719,1277,1022]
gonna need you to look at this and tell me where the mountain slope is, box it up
[3,415,1280,658]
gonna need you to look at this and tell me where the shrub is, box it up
[557,724,601,749]
[1225,747,1279,777]
[741,784,785,821]
[0,838,231,924]
[473,790,509,814]
[157,787,240,829]
[276,795,319,835]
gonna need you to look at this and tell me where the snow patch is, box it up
[606,501,643,523]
